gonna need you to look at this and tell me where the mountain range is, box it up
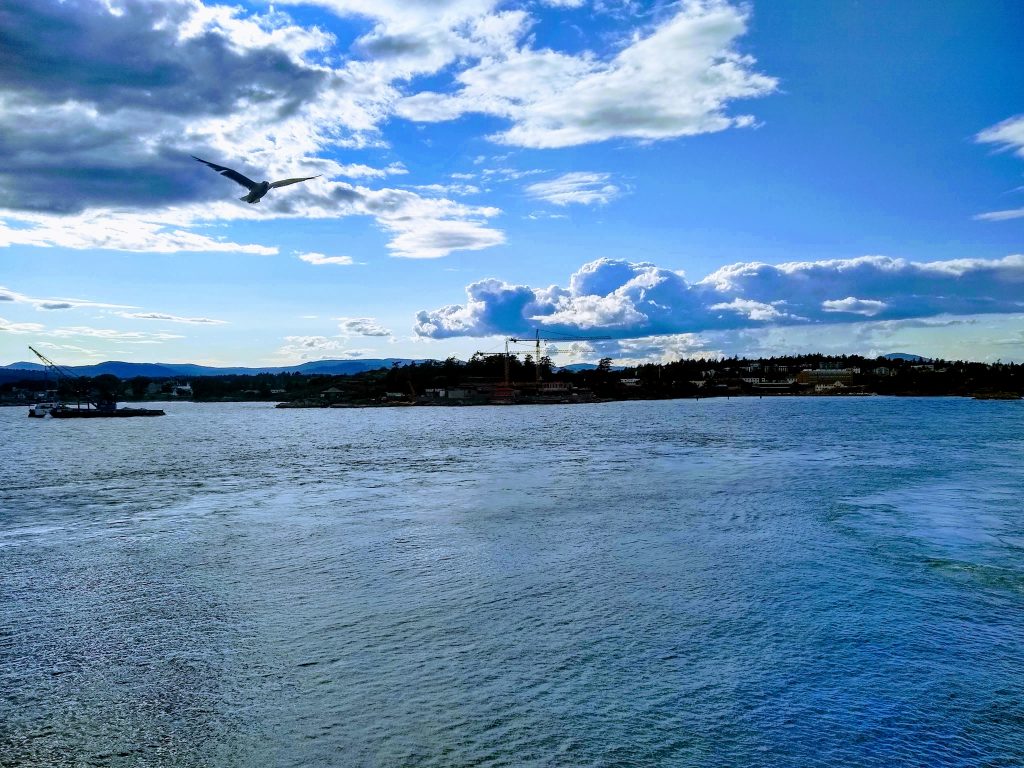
[0,358,429,383]
[1,353,926,384]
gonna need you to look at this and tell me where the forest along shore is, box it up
[2,354,1021,409]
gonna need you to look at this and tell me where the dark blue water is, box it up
[2,398,1022,767]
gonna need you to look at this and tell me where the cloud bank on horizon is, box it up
[414,255,1024,338]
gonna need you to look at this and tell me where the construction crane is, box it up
[507,328,612,385]
[28,345,102,410]
[29,345,79,383]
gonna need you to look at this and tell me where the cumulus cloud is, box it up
[821,297,887,316]
[525,172,620,206]
[414,254,1024,338]
[338,317,392,336]
[0,0,342,214]
[0,0,778,262]
[397,1,776,148]
[0,0,789,271]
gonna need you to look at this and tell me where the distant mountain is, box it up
[1,358,432,380]
[558,363,625,372]
[882,352,929,362]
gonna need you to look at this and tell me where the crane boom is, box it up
[28,345,100,409]
[28,345,80,381]
[507,329,612,384]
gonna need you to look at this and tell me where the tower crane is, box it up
[506,328,611,385]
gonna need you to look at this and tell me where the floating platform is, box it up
[49,407,166,418]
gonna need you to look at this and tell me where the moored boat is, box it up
[28,402,60,418]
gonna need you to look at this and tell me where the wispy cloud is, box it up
[115,312,228,325]
[974,207,1024,222]
[975,115,1024,221]
[976,114,1024,158]
[276,335,372,361]
[335,162,409,179]
[525,172,620,206]
[0,316,46,334]
[298,252,356,266]
[337,317,392,336]
[0,285,135,311]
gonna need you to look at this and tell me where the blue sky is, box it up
[1,0,1021,366]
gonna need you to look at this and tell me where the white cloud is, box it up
[0,0,780,264]
[49,327,185,343]
[525,172,620,206]
[821,297,888,316]
[335,162,408,179]
[709,298,799,322]
[397,1,776,148]
[277,334,372,360]
[337,317,392,336]
[115,312,228,325]
[1,179,505,258]
[298,252,356,266]
[974,207,1024,222]
[0,212,277,254]
[975,115,1024,222]
[976,115,1024,158]
[409,183,482,196]
[415,254,1024,339]
[35,342,102,357]
[2,322,186,342]
[0,316,46,334]
[0,285,136,311]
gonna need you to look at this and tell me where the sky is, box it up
[1,0,1022,367]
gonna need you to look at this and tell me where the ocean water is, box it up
[1,397,1022,767]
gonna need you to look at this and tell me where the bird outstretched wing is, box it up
[270,175,321,189]
[191,156,258,190]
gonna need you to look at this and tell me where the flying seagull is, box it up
[192,155,320,204]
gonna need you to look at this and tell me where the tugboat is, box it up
[28,400,60,418]
[25,346,165,418]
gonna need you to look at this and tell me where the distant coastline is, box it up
[3,353,1020,408]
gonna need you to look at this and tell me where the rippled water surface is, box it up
[2,398,1023,767]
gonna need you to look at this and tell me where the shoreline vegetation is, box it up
[2,354,1021,409]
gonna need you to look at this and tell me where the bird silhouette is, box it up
[192,156,320,203]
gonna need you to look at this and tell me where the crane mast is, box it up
[507,329,612,385]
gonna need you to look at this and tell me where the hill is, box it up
[882,352,929,362]
[0,358,431,381]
